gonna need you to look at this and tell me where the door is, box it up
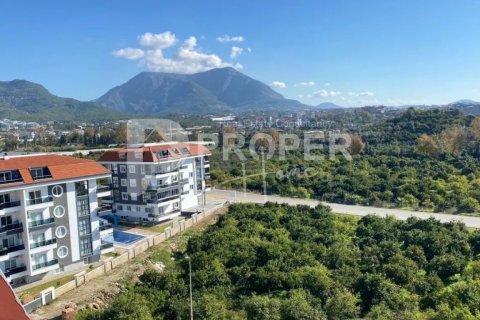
[0,216,12,227]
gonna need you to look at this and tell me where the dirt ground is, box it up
[30,207,227,320]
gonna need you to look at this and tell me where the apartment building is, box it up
[0,154,113,285]
[98,142,211,223]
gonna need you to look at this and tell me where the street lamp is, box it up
[185,255,193,320]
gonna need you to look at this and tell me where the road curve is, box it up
[207,189,480,229]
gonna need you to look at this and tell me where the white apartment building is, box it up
[98,142,211,223]
[0,154,113,285]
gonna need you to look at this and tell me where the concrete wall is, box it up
[26,203,226,311]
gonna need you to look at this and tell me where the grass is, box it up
[18,274,75,300]
[119,220,174,233]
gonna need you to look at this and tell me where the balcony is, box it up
[76,188,89,197]
[32,259,58,271]
[100,242,113,250]
[0,200,21,211]
[26,196,53,206]
[146,183,179,192]
[0,222,23,235]
[0,244,25,256]
[4,265,27,277]
[96,184,112,193]
[97,205,113,216]
[99,223,113,231]
[28,218,55,229]
[30,238,56,249]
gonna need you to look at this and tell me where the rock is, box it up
[92,303,100,310]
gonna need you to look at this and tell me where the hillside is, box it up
[0,80,121,121]
[97,67,309,115]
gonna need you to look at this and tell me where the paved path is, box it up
[207,189,480,229]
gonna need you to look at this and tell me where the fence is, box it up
[24,203,226,313]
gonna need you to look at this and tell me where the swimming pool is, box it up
[104,230,145,246]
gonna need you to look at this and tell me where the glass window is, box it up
[121,179,127,187]
[52,185,63,197]
[55,226,67,238]
[131,193,137,201]
[57,246,69,258]
[129,165,136,173]
[113,177,119,188]
[77,198,90,216]
[78,218,91,236]
[130,179,136,187]
[80,238,92,257]
[120,165,127,173]
[122,193,128,200]
[53,205,65,218]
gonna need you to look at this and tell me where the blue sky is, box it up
[1,0,480,107]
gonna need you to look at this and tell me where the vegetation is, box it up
[78,202,480,319]
[212,108,480,214]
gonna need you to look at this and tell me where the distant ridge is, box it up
[315,102,344,110]
[0,80,121,121]
[97,67,310,115]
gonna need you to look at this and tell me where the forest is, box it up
[211,108,480,214]
[79,202,480,319]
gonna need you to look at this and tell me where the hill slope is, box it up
[0,80,121,121]
[97,67,309,114]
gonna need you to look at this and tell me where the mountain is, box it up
[0,80,122,121]
[315,102,344,110]
[97,67,309,115]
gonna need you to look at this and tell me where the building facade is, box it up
[0,154,113,285]
[99,143,211,223]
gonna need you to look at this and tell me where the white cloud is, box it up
[138,32,177,49]
[112,48,145,60]
[114,32,243,74]
[348,91,375,97]
[217,35,245,43]
[230,46,244,59]
[358,91,375,97]
[271,81,287,89]
[313,89,341,97]
[294,81,315,87]
[324,82,331,86]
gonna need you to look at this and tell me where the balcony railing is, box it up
[30,238,56,249]
[28,218,55,228]
[4,265,27,277]
[0,222,23,234]
[26,196,53,206]
[100,223,113,231]
[100,242,114,250]
[96,185,112,193]
[76,188,89,197]
[97,205,113,215]
[0,244,25,256]
[32,259,58,271]
[146,183,179,192]
[0,200,21,210]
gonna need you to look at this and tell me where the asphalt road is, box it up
[207,189,480,229]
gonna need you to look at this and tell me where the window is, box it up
[121,179,127,187]
[136,206,141,212]
[190,185,194,190]
[80,238,92,257]
[127,206,132,211]
[55,226,67,238]
[0,170,22,184]
[52,185,63,197]
[122,193,128,200]
[119,153,126,159]
[129,165,136,173]
[30,167,52,180]
[181,147,190,154]
[113,177,119,188]
[141,165,145,174]
[53,205,65,218]
[78,218,91,236]
[75,181,88,197]
[135,152,142,159]
[131,193,137,201]
[112,165,118,174]
[129,179,136,187]
[77,198,90,216]
[189,172,193,178]
[29,190,41,201]
[120,165,127,173]
[117,205,123,210]
[57,246,69,259]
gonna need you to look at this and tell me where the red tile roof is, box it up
[0,154,110,189]
[0,273,29,320]
[99,143,211,162]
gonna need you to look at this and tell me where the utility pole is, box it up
[261,149,267,203]
[188,257,193,320]
[242,162,246,197]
